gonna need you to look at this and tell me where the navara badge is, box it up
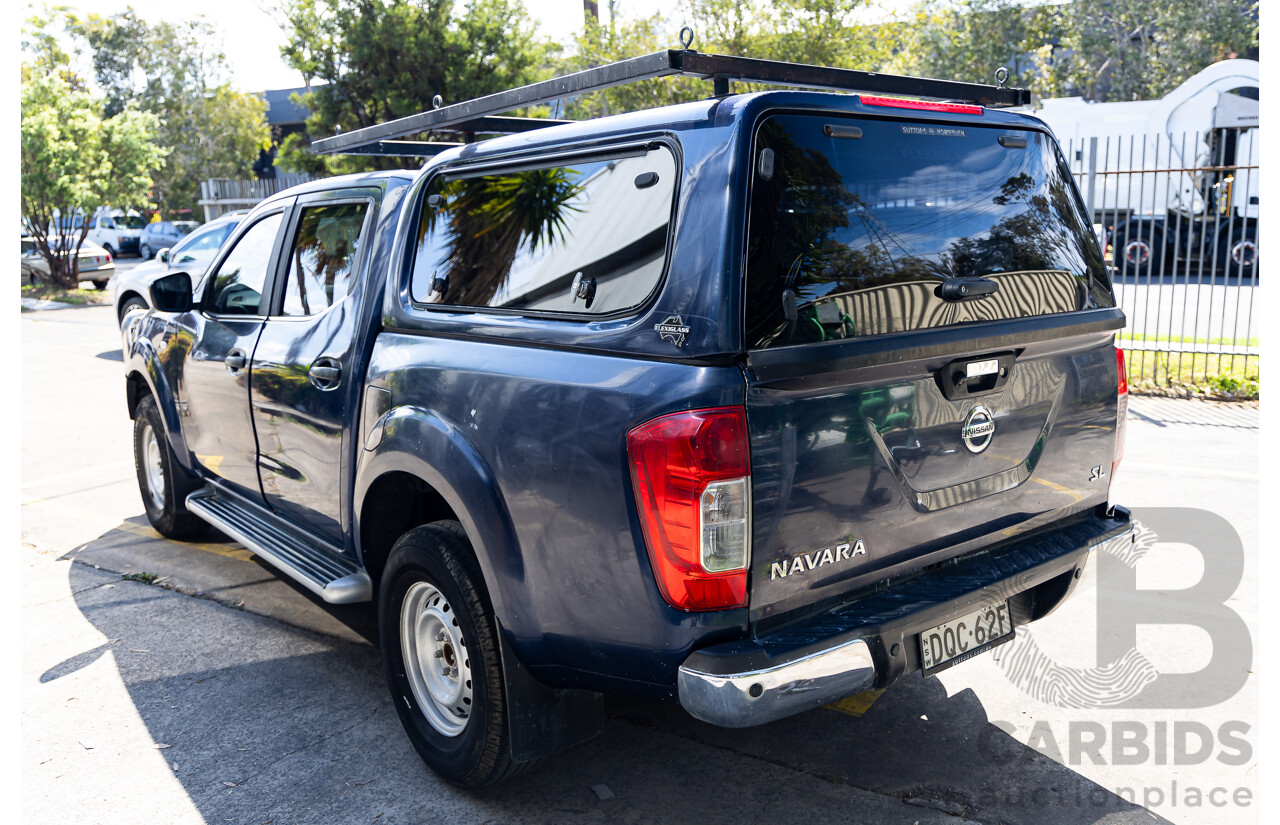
[654,315,691,348]
[961,405,995,453]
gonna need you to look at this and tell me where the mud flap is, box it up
[499,626,603,763]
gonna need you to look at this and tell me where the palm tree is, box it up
[436,167,581,307]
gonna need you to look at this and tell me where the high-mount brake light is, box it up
[627,407,751,611]
[1113,345,1128,481]
[858,95,984,115]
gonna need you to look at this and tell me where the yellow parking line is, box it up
[826,688,886,718]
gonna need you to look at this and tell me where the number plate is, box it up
[919,601,1014,675]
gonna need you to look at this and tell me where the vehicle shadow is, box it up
[51,526,1164,825]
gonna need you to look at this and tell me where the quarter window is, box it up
[206,213,283,315]
[281,202,369,316]
[410,145,677,315]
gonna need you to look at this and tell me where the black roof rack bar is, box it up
[677,52,1031,108]
[339,140,467,157]
[311,49,1030,156]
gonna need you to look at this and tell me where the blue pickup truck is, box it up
[122,52,1133,786]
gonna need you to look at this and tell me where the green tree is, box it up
[1044,0,1258,101]
[563,1,895,118]
[886,0,1257,102]
[274,0,557,175]
[20,71,165,287]
[885,0,1043,92]
[82,13,271,216]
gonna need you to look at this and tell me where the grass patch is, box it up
[21,283,111,307]
[1124,349,1259,400]
[1119,332,1259,348]
[121,571,159,585]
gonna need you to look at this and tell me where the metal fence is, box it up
[1060,129,1259,389]
[197,173,316,222]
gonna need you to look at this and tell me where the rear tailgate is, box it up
[742,110,1123,626]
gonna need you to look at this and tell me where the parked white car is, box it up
[21,236,115,289]
[88,212,148,258]
[113,211,245,325]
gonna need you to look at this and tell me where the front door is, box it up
[250,192,376,545]
[179,209,288,501]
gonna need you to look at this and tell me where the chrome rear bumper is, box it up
[678,638,875,728]
[678,509,1133,728]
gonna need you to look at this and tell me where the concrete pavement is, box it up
[21,305,1257,824]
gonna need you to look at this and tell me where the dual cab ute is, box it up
[122,49,1133,786]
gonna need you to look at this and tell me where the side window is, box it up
[173,225,233,266]
[410,145,677,315]
[206,213,283,315]
[281,202,370,316]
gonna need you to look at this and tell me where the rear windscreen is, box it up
[745,114,1111,350]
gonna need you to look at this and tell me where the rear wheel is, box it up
[91,280,108,291]
[133,395,205,538]
[379,522,525,787]
[1112,224,1164,277]
[1218,224,1257,279]
[140,243,152,259]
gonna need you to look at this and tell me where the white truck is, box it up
[1025,59,1259,276]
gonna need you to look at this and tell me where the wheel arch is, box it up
[123,332,197,476]
[354,406,527,632]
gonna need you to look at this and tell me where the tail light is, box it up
[1113,345,1127,480]
[105,250,112,262]
[627,407,751,611]
[858,95,983,115]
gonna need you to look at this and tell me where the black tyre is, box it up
[133,395,206,539]
[1112,224,1164,277]
[91,280,109,291]
[1218,224,1258,279]
[379,522,525,787]
[119,295,149,326]
[140,243,152,259]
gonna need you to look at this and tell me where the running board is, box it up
[185,487,372,604]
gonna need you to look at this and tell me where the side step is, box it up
[185,486,372,604]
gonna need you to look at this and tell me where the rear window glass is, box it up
[744,114,1108,350]
[410,145,677,316]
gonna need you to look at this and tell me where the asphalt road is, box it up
[20,305,1258,825]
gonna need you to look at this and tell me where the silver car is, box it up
[21,236,115,290]
[113,212,244,325]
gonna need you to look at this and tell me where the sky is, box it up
[57,0,688,93]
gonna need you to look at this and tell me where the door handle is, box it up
[225,348,248,373]
[309,357,342,390]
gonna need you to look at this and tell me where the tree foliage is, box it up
[886,0,1044,92]
[1041,0,1258,101]
[563,0,896,117]
[890,0,1257,102]
[20,71,165,287]
[274,0,557,175]
[82,13,271,215]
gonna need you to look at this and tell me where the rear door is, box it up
[249,189,377,545]
[743,112,1125,625]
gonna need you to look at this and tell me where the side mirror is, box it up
[158,247,171,263]
[150,271,194,313]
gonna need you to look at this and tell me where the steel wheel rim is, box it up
[1124,239,1151,265]
[400,580,473,737]
[1232,240,1257,267]
[140,422,166,511]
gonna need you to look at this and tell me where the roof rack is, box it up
[310,47,1032,157]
